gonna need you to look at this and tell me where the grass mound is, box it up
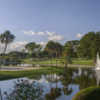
[72,86,100,100]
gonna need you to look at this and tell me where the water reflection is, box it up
[95,70,100,85]
[74,68,96,90]
[0,68,99,100]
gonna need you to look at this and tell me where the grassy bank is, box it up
[72,86,100,100]
[0,67,64,80]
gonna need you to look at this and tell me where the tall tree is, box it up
[91,32,100,59]
[64,40,80,58]
[44,41,63,58]
[25,42,37,54]
[77,32,95,58]
[25,42,42,57]
[0,30,15,53]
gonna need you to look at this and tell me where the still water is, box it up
[0,68,99,100]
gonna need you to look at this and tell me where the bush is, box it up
[72,86,100,100]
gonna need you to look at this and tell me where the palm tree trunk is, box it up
[3,43,7,54]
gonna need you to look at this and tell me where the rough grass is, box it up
[72,86,100,100]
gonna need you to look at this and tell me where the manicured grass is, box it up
[72,59,94,66]
[22,58,94,66]
[72,86,100,100]
[0,67,64,80]
[22,58,63,65]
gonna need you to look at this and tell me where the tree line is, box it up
[0,30,100,60]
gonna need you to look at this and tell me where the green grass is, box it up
[22,58,94,66]
[72,59,94,66]
[22,58,63,65]
[0,67,64,80]
[72,86,100,100]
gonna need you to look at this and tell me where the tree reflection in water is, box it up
[45,68,74,100]
[45,88,61,100]
[74,68,97,90]
[61,67,73,95]
[44,68,98,100]
[5,79,44,100]
[95,70,100,86]
[44,74,62,100]
[0,68,99,100]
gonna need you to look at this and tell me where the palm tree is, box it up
[0,30,15,54]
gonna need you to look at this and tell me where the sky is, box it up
[0,0,100,51]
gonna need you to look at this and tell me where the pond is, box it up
[0,68,99,100]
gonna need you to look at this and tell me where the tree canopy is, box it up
[25,42,42,57]
[44,41,63,58]
[0,30,15,53]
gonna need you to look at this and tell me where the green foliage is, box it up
[0,30,15,53]
[72,87,100,100]
[45,41,63,58]
[25,42,42,57]
[64,40,79,58]
[77,32,100,59]
[91,32,100,59]
[8,51,27,59]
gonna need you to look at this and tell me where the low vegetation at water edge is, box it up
[72,86,100,100]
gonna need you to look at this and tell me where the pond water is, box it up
[0,68,99,100]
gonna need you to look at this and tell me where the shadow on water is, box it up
[0,67,100,100]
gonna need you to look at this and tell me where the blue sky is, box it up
[0,0,100,51]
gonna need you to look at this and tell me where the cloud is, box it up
[6,41,28,52]
[9,41,27,49]
[23,30,45,36]
[39,41,47,46]
[24,30,36,35]
[48,34,64,41]
[0,41,48,53]
[76,33,83,38]
[46,31,55,36]
[37,32,45,35]
[23,30,64,41]
[46,31,64,41]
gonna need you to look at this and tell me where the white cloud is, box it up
[46,31,64,41]
[24,30,56,36]
[46,31,55,36]
[37,32,45,35]
[24,30,36,35]
[76,33,83,38]
[37,41,47,50]
[23,30,64,41]
[9,41,27,48]
[23,30,45,36]
[48,34,64,41]
[39,41,47,46]
[6,41,28,52]
[0,41,48,53]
